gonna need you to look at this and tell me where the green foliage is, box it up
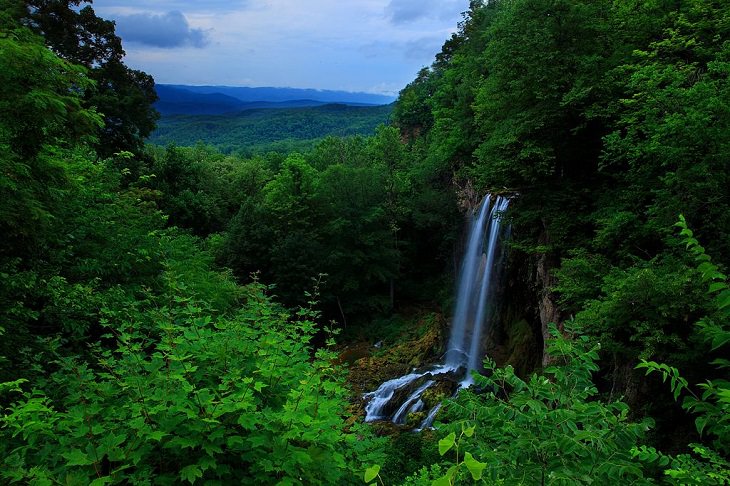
[0,25,386,476]
[0,16,101,253]
[392,68,436,136]
[472,0,612,186]
[407,323,652,485]
[632,444,730,486]
[0,12,163,384]
[25,0,159,156]
[0,22,101,158]
[219,128,459,318]
[434,426,487,485]
[4,0,730,483]
[377,429,440,485]
[563,257,705,361]
[1,281,382,484]
[601,1,730,260]
[149,104,393,155]
[631,217,730,484]
[0,24,386,480]
[143,144,273,236]
[400,0,730,378]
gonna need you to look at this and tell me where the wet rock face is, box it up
[536,245,562,366]
[481,245,544,378]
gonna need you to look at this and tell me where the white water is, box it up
[392,380,434,424]
[363,364,457,422]
[363,194,510,426]
[460,197,510,385]
[416,403,442,431]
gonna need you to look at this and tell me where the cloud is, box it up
[360,36,446,62]
[385,0,464,24]
[92,0,251,14]
[114,11,209,48]
[91,1,469,94]
[402,37,446,60]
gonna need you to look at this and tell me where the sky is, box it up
[89,0,470,95]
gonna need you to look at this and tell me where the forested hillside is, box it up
[150,104,394,155]
[385,0,730,482]
[1,0,729,485]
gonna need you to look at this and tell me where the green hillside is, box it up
[150,103,393,154]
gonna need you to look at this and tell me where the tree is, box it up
[0,5,101,254]
[25,0,159,157]
[368,126,409,308]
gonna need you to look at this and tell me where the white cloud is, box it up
[114,11,209,48]
[89,0,469,93]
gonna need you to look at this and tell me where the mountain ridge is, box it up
[164,84,396,104]
[155,84,395,116]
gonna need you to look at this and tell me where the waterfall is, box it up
[450,196,510,385]
[363,194,510,427]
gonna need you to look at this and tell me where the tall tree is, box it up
[0,3,102,254]
[24,0,159,157]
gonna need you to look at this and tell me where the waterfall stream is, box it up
[363,194,510,428]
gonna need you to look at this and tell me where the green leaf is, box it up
[709,282,727,293]
[463,424,476,438]
[716,289,730,309]
[0,378,28,394]
[63,449,93,466]
[431,475,452,486]
[148,430,166,441]
[464,452,487,480]
[180,464,203,484]
[438,432,456,456]
[89,478,112,486]
[364,464,380,483]
[695,416,708,436]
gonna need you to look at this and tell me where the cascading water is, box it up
[451,196,510,385]
[363,194,510,428]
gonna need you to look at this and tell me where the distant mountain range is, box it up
[155,84,396,116]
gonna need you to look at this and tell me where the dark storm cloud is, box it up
[114,11,209,48]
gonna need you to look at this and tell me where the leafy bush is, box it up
[406,323,652,485]
[631,216,730,485]
[1,281,383,485]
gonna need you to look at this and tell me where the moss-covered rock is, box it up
[420,378,459,411]
[404,410,426,429]
[345,310,446,397]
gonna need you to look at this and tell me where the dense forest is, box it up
[1,0,729,485]
[149,104,395,156]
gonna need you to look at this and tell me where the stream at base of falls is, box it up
[363,194,510,429]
